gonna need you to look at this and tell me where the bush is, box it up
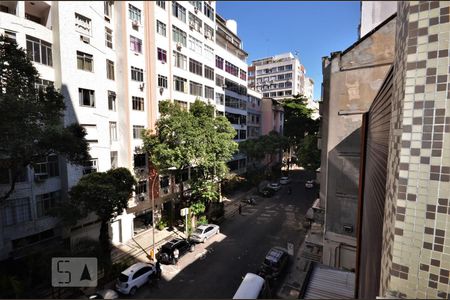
[157,219,168,230]
[197,216,208,226]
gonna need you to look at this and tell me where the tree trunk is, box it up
[99,220,112,272]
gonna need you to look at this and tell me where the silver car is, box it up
[267,182,282,191]
[190,224,220,243]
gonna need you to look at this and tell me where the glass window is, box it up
[156,1,165,9]
[108,91,116,111]
[215,55,224,69]
[172,26,187,47]
[75,13,91,36]
[240,69,247,81]
[285,64,293,71]
[203,3,214,21]
[83,159,98,175]
[190,81,202,96]
[174,76,187,93]
[157,48,167,62]
[174,100,188,110]
[189,1,202,11]
[156,20,166,36]
[225,61,239,77]
[130,35,142,53]
[172,2,186,23]
[134,154,146,168]
[128,4,141,23]
[215,93,224,105]
[188,12,202,33]
[105,27,113,48]
[189,58,202,76]
[76,51,93,72]
[136,180,147,194]
[188,35,202,54]
[204,44,214,61]
[158,75,168,88]
[79,88,95,107]
[204,23,214,40]
[106,59,115,80]
[26,35,52,66]
[133,125,145,139]
[205,66,214,80]
[132,96,145,111]
[104,1,113,18]
[205,86,214,99]
[173,51,187,70]
[110,151,118,169]
[36,191,61,218]
[131,66,144,81]
[215,74,224,87]
[1,198,31,226]
[109,122,117,142]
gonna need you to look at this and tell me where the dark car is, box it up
[156,238,195,264]
[259,187,275,197]
[258,247,289,279]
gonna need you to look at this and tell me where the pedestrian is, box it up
[173,248,179,265]
[238,204,242,215]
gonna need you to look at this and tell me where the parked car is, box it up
[190,224,220,243]
[115,262,157,295]
[258,247,289,279]
[279,176,291,185]
[156,238,195,265]
[259,187,275,197]
[305,180,314,189]
[88,289,119,299]
[267,182,282,191]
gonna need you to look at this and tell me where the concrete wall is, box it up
[360,1,397,38]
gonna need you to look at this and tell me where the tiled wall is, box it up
[380,1,450,299]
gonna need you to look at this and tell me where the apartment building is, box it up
[250,52,313,100]
[0,0,251,261]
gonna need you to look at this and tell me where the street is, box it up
[132,170,318,298]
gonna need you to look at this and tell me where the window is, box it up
[173,51,187,70]
[285,90,292,96]
[174,76,187,93]
[216,74,224,87]
[203,3,214,21]
[158,75,168,88]
[278,82,285,88]
[108,91,116,111]
[189,58,202,76]
[190,81,202,96]
[109,122,117,142]
[285,64,293,71]
[83,159,98,175]
[36,191,61,218]
[104,1,113,18]
[131,66,144,81]
[204,23,214,40]
[75,13,91,36]
[79,88,95,107]
[136,181,147,195]
[263,92,269,97]
[215,93,224,105]
[156,1,165,9]
[205,86,214,99]
[285,81,292,88]
[172,26,187,47]
[133,125,145,139]
[240,69,247,81]
[4,30,16,41]
[1,198,31,226]
[278,66,285,72]
[129,4,141,23]
[156,20,166,36]
[240,130,246,140]
[172,2,186,23]
[106,59,115,80]
[157,48,167,62]
[134,153,146,168]
[35,78,54,91]
[215,55,224,69]
[110,151,118,169]
[34,155,59,178]
[130,36,142,53]
[105,27,113,48]
[82,124,98,143]
[26,35,52,66]
[225,61,239,77]
[205,66,214,80]
[204,44,214,61]
[188,35,202,54]
[174,100,188,110]
[189,1,202,10]
[188,12,202,33]
[285,73,292,80]
[132,96,144,111]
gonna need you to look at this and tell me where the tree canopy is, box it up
[0,35,90,202]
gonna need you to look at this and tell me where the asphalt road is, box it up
[133,170,318,299]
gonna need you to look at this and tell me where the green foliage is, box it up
[296,134,321,171]
[191,180,219,203]
[197,215,208,226]
[0,35,90,202]
[157,219,168,230]
[189,201,206,216]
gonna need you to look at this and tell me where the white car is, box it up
[305,180,314,189]
[267,182,282,191]
[115,262,156,295]
[88,289,119,299]
[279,177,291,185]
[190,224,220,243]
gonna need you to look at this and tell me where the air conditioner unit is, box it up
[132,20,139,27]
[176,42,182,50]
[34,173,48,182]
[205,32,212,39]
[139,83,145,90]
[80,35,90,44]
[194,7,199,13]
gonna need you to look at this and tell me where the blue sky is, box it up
[216,1,361,100]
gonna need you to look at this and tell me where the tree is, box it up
[0,35,90,203]
[296,134,321,171]
[55,168,136,268]
[142,100,237,226]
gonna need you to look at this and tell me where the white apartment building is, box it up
[250,52,313,100]
[0,0,251,260]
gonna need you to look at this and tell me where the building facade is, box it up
[250,52,312,100]
[0,0,252,261]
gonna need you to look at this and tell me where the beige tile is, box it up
[416,69,426,77]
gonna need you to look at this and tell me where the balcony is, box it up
[0,1,17,15]
[216,28,247,62]
[25,1,51,28]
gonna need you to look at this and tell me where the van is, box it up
[232,273,269,299]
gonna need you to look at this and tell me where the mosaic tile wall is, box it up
[380,1,450,298]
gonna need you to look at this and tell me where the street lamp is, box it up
[150,169,158,261]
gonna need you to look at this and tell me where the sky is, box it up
[216,1,361,100]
